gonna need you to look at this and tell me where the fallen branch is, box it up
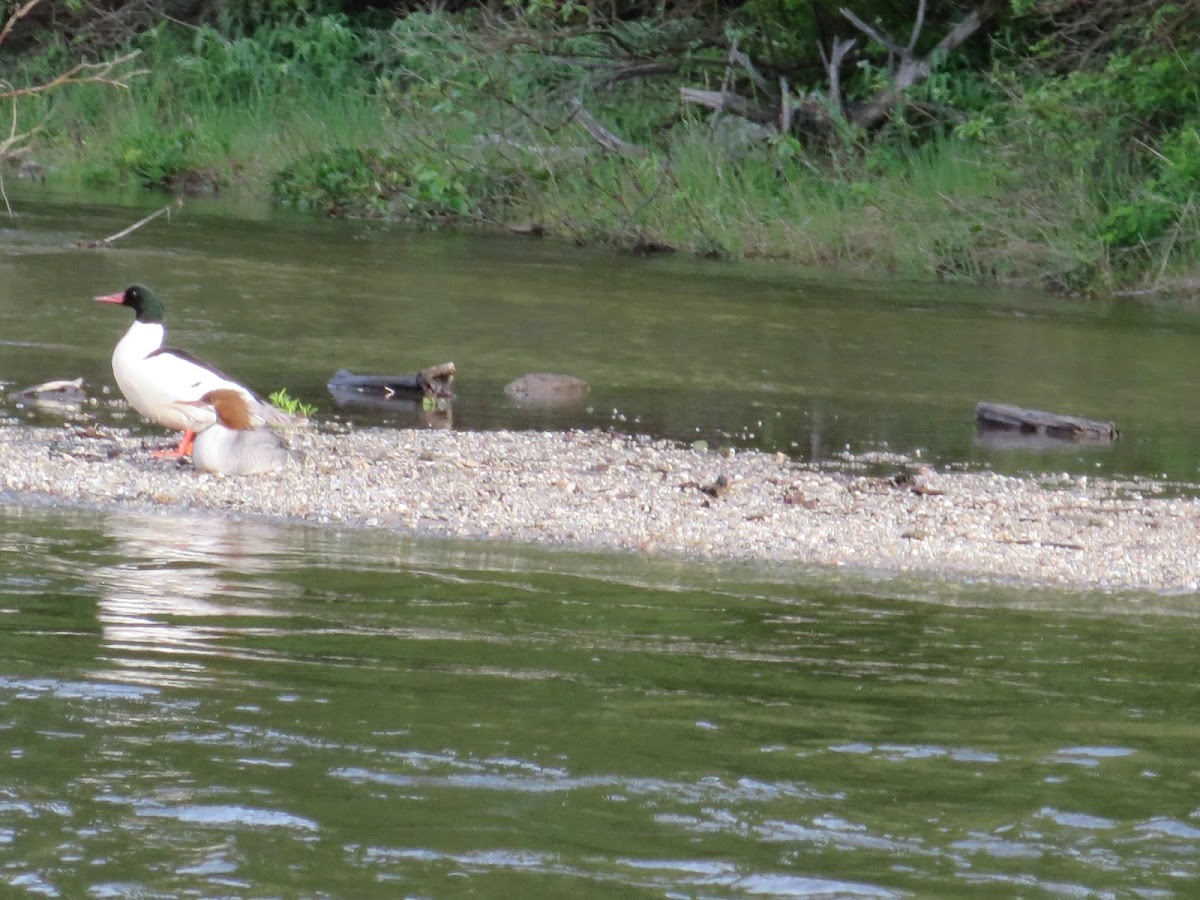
[678,87,777,125]
[77,199,182,248]
[975,401,1119,443]
[568,97,646,158]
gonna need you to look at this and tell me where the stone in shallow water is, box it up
[504,373,590,407]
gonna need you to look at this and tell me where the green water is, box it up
[2,504,1200,897]
[4,189,1200,896]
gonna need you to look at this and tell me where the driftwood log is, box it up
[975,402,1119,446]
[327,364,456,412]
[11,377,87,413]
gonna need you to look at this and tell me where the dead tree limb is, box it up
[569,97,647,157]
[678,87,777,125]
[779,76,792,134]
[818,35,857,113]
[0,0,38,49]
[907,0,927,55]
[728,39,771,94]
[840,5,988,129]
[76,199,182,249]
[680,4,989,141]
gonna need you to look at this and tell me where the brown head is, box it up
[177,389,255,430]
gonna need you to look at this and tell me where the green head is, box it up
[94,283,165,324]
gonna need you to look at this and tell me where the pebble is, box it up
[3,422,1199,594]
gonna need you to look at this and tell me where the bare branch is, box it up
[840,7,904,56]
[930,10,985,58]
[729,40,771,94]
[0,0,42,50]
[593,61,682,91]
[0,51,147,103]
[679,87,777,125]
[0,0,148,218]
[81,199,183,248]
[569,97,647,158]
[818,36,857,113]
[779,76,792,134]
[906,0,927,55]
[848,9,988,129]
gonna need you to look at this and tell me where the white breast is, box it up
[192,424,294,476]
[111,321,251,432]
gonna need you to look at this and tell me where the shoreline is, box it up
[3,421,1199,595]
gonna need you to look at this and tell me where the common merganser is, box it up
[95,283,299,458]
[176,390,297,475]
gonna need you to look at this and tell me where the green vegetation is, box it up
[268,388,317,418]
[2,0,1197,298]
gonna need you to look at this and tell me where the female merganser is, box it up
[176,390,297,475]
[95,283,300,458]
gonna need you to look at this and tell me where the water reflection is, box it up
[92,512,294,686]
[3,504,1200,896]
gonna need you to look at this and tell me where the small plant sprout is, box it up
[269,389,317,418]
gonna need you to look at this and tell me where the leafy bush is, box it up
[270,144,518,222]
[138,15,369,113]
[95,124,229,190]
[1102,125,1200,249]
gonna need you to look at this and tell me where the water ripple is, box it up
[134,802,319,832]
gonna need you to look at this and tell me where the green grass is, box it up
[11,12,1197,299]
[268,388,318,418]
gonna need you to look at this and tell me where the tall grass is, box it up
[35,16,387,191]
[11,10,1196,297]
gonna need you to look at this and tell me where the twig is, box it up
[1133,137,1169,165]
[0,51,147,103]
[0,0,42,50]
[79,199,182,248]
[779,76,792,134]
[1153,193,1194,288]
[906,0,927,55]
[729,40,771,94]
[840,7,904,56]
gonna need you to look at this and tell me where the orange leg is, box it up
[152,430,196,459]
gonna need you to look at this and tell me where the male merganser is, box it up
[176,390,297,475]
[95,283,299,457]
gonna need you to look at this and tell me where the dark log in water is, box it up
[975,401,1119,444]
[327,364,456,411]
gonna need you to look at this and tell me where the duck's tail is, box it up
[250,397,309,428]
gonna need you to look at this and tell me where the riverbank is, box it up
[4,7,1195,299]
[3,421,1198,595]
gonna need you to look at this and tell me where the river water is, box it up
[3,189,1200,896]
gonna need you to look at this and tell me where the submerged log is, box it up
[327,364,456,411]
[975,401,1119,445]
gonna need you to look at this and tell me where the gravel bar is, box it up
[3,421,1199,594]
